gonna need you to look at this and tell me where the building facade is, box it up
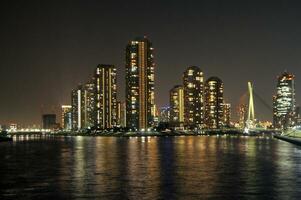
[125,37,155,130]
[170,85,184,126]
[204,77,224,129]
[94,64,117,129]
[222,103,231,127]
[42,114,56,130]
[296,106,301,126]
[273,72,296,129]
[71,85,86,130]
[183,66,204,128]
[158,106,171,123]
[61,105,72,130]
[84,79,96,128]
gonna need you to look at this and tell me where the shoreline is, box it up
[274,135,301,146]
[9,130,277,138]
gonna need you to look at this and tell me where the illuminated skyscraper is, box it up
[170,85,184,126]
[222,103,231,127]
[238,103,247,129]
[183,66,204,128]
[204,77,224,129]
[71,81,96,130]
[117,101,126,127]
[94,64,117,129]
[84,79,96,128]
[296,106,301,125]
[273,71,296,129]
[125,37,155,130]
[71,85,86,130]
[61,105,72,130]
[116,101,127,127]
[158,106,171,123]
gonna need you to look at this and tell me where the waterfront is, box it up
[1,135,301,199]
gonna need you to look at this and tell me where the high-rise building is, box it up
[273,71,296,129]
[170,85,184,126]
[42,114,56,130]
[204,77,224,129]
[238,103,247,129]
[125,37,155,130]
[84,79,96,128]
[61,105,72,130]
[296,106,301,125]
[116,101,126,127]
[116,101,127,127]
[222,103,231,127]
[158,106,171,123]
[71,85,86,130]
[183,66,204,128]
[116,101,121,127]
[94,64,117,129]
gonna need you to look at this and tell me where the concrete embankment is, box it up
[274,135,301,146]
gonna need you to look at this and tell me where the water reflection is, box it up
[0,135,301,199]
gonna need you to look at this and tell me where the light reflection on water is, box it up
[0,135,301,199]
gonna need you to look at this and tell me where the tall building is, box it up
[71,85,86,130]
[170,85,184,126]
[116,101,126,127]
[183,66,204,128]
[84,79,96,128]
[204,77,224,129]
[42,114,56,130]
[296,106,301,125]
[94,64,117,129]
[222,103,231,127]
[273,71,296,129]
[116,101,127,127]
[125,37,155,130]
[238,103,247,129]
[158,106,171,123]
[61,105,72,130]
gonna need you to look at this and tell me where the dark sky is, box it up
[1,0,301,127]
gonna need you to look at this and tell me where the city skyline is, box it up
[1,1,301,126]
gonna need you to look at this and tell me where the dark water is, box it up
[1,135,301,199]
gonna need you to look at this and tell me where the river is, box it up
[0,135,301,199]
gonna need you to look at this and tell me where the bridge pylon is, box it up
[245,82,256,133]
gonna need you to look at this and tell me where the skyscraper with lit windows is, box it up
[183,66,204,128]
[204,77,224,129]
[71,85,86,130]
[84,79,96,128]
[61,105,72,130]
[94,64,117,129]
[125,37,155,130]
[170,85,184,126]
[71,80,96,130]
[273,71,296,129]
[222,103,231,127]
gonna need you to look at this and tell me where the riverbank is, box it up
[48,130,276,138]
[8,130,278,137]
[48,130,243,137]
[274,135,301,146]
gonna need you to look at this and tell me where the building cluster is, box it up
[68,64,118,131]
[57,37,299,132]
[58,37,231,132]
[169,67,231,130]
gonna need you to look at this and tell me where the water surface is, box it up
[0,135,301,199]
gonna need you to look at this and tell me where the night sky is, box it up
[1,0,301,127]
